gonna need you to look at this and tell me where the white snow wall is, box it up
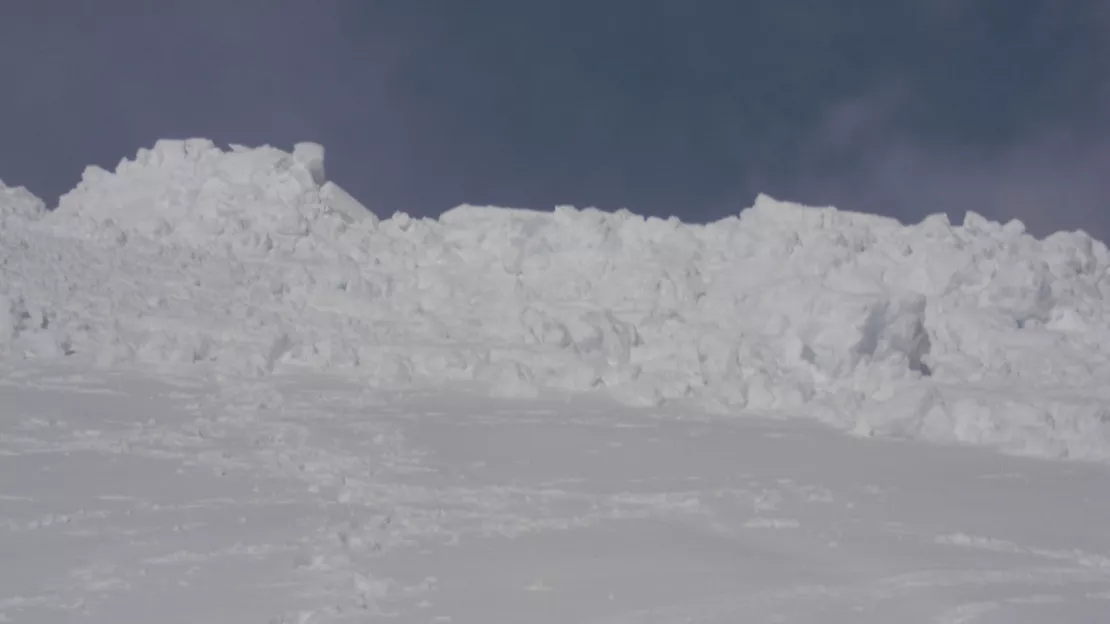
[3,139,1110,461]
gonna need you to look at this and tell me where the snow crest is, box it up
[3,140,1110,461]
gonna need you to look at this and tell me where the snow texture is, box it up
[3,139,1110,461]
[6,365,1110,623]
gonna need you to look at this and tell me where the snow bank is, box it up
[4,140,1110,461]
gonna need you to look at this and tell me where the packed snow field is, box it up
[3,140,1110,622]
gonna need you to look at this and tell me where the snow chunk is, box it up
[292,142,326,186]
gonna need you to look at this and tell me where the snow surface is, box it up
[4,362,1110,623]
[5,140,1110,621]
[4,139,1110,461]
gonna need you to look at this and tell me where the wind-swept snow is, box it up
[3,139,1110,461]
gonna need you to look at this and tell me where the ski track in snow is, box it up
[3,362,1110,623]
[4,140,1110,621]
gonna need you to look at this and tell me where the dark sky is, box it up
[1,1,1108,238]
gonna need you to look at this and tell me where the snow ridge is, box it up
[3,140,1110,461]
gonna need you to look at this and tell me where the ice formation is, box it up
[3,139,1109,460]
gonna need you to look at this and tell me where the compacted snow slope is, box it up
[3,139,1110,460]
[4,362,1110,623]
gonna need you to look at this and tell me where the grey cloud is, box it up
[1,1,1107,241]
[790,123,1110,238]
[773,1,1110,239]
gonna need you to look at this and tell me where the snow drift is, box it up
[3,139,1110,461]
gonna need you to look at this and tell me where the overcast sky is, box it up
[1,0,1107,238]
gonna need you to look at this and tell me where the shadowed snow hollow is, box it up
[2,140,1110,460]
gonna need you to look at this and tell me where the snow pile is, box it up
[3,140,1110,461]
[50,138,372,254]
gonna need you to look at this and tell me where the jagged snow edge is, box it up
[1,139,1109,462]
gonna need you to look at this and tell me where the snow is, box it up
[4,362,1110,623]
[4,139,1110,460]
[3,139,1110,620]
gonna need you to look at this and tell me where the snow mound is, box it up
[49,138,374,254]
[4,140,1110,461]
